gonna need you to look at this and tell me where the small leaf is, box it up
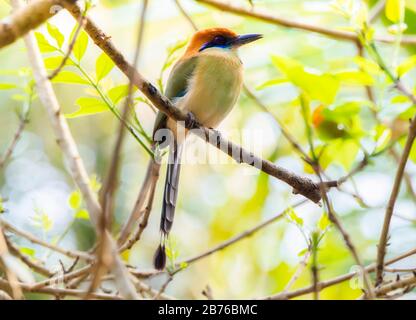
[121,249,130,262]
[374,124,392,153]
[71,29,88,61]
[19,247,35,257]
[286,207,304,226]
[47,23,64,48]
[52,71,89,85]
[66,97,108,118]
[95,53,115,82]
[43,56,74,70]
[353,56,381,74]
[256,78,288,90]
[334,70,374,86]
[318,213,330,231]
[75,209,90,220]
[68,190,82,210]
[0,83,16,90]
[34,32,57,53]
[397,55,416,77]
[385,0,405,23]
[297,248,308,257]
[89,174,102,193]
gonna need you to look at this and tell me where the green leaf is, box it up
[31,210,53,232]
[95,53,115,82]
[353,56,381,75]
[256,78,288,90]
[75,209,90,220]
[318,139,360,170]
[71,29,88,61]
[19,247,35,257]
[0,83,16,90]
[297,248,308,257]
[43,56,74,70]
[318,213,330,231]
[397,55,416,77]
[68,190,82,210]
[333,70,374,86]
[47,23,64,48]
[66,97,108,118]
[34,32,57,53]
[52,71,89,85]
[286,207,303,226]
[386,0,405,23]
[271,55,339,104]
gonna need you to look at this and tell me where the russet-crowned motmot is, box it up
[152,28,262,270]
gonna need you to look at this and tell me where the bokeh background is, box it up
[0,0,416,299]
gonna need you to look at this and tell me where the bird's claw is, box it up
[185,112,199,129]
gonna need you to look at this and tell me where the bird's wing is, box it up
[152,56,198,140]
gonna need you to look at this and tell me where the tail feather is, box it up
[153,142,182,270]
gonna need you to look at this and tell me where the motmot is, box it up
[152,28,262,270]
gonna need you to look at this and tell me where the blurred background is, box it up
[0,0,415,299]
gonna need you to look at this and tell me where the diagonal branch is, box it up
[62,1,335,204]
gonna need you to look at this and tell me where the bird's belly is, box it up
[179,57,243,128]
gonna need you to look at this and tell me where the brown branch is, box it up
[1,218,93,261]
[119,159,160,251]
[375,275,416,297]
[0,278,122,300]
[262,247,416,300]
[376,114,416,285]
[0,114,28,170]
[194,0,416,45]
[5,236,53,277]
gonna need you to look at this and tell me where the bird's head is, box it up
[184,28,262,56]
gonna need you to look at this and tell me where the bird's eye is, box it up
[213,35,227,45]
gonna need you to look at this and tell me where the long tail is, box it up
[153,141,183,270]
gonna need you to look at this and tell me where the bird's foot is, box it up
[185,112,200,130]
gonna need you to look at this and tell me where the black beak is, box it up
[231,34,263,47]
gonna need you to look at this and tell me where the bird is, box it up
[152,28,262,270]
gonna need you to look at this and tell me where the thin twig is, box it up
[173,0,198,31]
[179,200,307,266]
[261,247,416,299]
[194,0,416,45]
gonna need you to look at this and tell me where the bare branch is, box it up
[195,0,416,45]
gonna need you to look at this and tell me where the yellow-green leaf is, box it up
[66,97,108,118]
[19,247,35,257]
[0,83,16,90]
[52,71,89,85]
[397,55,416,77]
[96,53,115,82]
[271,55,339,104]
[385,0,405,23]
[71,29,88,61]
[256,78,288,90]
[334,70,374,86]
[68,190,82,210]
[75,209,90,220]
[121,249,131,262]
[286,207,303,226]
[107,84,130,104]
[43,56,74,70]
[353,56,381,75]
[34,32,57,53]
[47,23,64,48]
